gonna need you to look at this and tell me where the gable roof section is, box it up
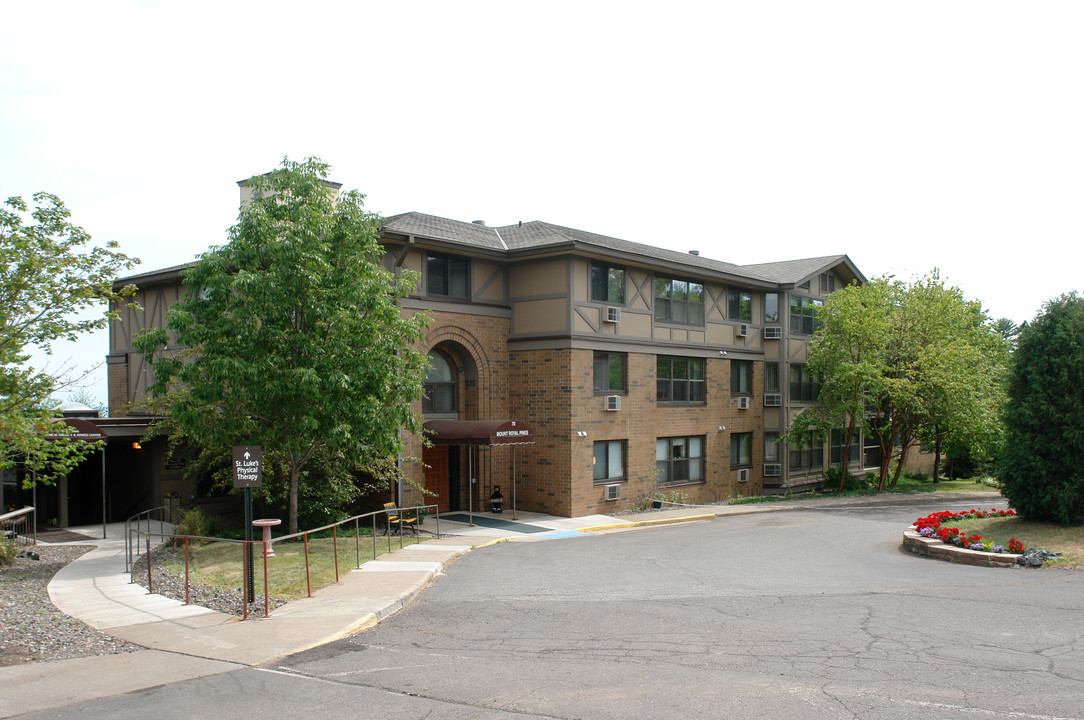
[739,255,867,287]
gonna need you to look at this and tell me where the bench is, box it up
[383,503,418,536]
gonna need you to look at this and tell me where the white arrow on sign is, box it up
[244,452,251,460]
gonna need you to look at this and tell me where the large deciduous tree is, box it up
[791,271,1009,491]
[1,193,139,484]
[135,158,429,533]
[998,293,1084,525]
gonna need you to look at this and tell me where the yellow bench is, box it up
[383,503,418,536]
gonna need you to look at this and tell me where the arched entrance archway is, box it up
[421,340,480,512]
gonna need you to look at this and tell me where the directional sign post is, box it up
[233,446,262,603]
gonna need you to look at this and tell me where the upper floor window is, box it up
[590,263,625,304]
[790,363,819,402]
[593,351,626,394]
[731,360,752,394]
[728,289,752,322]
[426,253,470,299]
[423,350,458,414]
[656,436,705,485]
[654,277,704,325]
[765,293,779,323]
[764,363,780,393]
[819,273,836,294]
[789,295,823,335]
[657,356,705,403]
[593,440,626,484]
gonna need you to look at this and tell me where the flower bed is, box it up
[903,508,1023,567]
[913,508,1021,553]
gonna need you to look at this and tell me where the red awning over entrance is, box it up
[423,419,535,446]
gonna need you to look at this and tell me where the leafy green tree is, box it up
[1,192,138,485]
[999,293,1084,525]
[792,271,1008,491]
[135,158,429,533]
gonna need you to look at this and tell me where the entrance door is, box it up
[423,444,451,513]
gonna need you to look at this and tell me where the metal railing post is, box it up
[304,532,312,598]
[332,524,340,583]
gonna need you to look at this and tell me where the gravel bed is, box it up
[130,545,287,617]
[0,545,141,666]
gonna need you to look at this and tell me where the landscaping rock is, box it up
[1018,548,1062,567]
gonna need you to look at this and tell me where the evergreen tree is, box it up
[999,293,1084,525]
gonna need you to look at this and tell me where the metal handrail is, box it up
[0,506,36,546]
[124,503,439,619]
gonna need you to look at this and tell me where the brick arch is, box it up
[425,324,494,419]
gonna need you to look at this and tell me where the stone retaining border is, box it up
[902,526,1022,568]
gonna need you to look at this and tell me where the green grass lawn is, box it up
[939,516,1084,568]
[163,531,424,599]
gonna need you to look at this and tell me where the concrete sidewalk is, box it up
[1,491,1003,717]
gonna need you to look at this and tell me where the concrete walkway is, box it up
[1,492,1003,717]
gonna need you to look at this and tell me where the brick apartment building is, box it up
[102,180,900,520]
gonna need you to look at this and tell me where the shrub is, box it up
[824,466,868,492]
[999,293,1084,525]
[173,506,223,542]
[0,536,16,566]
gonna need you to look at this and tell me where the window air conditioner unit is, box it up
[764,393,783,407]
[605,395,621,411]
[605,484,622,501]
[738,396,751,410]
[737,468,750,483]
[737,323,749,337]
[764,326,782,340]
[764,463,782,477]
[605,306,621,323]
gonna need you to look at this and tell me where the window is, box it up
[819,273,836,294]
[764,431,780,463]
[656,436,705,485]
[789,364,819,402]
[731,360,752,394]
[654,277,704,324]
[789,431,824,471]
[427,253,469,299]
[765,293,779,323]
[593,440,626,484]
[829,429,862,466]
[590,263,625,304]
[730,432,752,468]
[593,351,626,393]
[423,350,457,414]
[728,289,752,322]
[657,356,705,403]
[764,363,780,393]
[789,295,823,335]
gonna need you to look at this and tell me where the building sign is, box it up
[232,445,262,488]
[45,418,108,443]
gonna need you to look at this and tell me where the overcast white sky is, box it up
[3,1,1082,408]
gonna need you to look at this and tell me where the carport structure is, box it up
[422,419,535,524]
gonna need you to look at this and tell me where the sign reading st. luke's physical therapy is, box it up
[232,445,262,488]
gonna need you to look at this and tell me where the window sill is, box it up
[592,479,627,486]
[656,480,705,488]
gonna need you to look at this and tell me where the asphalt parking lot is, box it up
[19,501,1084,720]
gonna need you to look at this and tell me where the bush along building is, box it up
[105,179,923,521]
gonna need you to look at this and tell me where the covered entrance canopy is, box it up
[423,419,535,446]
[422,419,535,522]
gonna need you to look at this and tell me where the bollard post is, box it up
[184,536,191,605]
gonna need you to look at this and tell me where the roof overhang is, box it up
[423,419,536,446]
[46,418,108,443]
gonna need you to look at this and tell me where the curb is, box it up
[577,514,717,533]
